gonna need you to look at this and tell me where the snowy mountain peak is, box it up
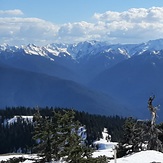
[0,43,9,51]
[146,38,163,51]
[0,44,19,52]
[20,43,71,61]
[1,39,163,62]
[23,44,44,55]
[45,43,71,57]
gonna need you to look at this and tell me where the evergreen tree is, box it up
[56,110,93,162]
[33,110,53,162]
[33,110,94,162]
[33,109,109,162]
[0,106,125,159]
[117,117,136,157]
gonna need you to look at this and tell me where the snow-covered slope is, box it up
[92,129,163,162]
[135,39,163,54]
[110,150,163,163]
[0,150,162,163]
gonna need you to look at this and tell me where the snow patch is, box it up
[93,128,118,158]
[7,116,33,125]
[109,150,163,163]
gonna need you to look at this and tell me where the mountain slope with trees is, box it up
[1,39,163,118]
[0,107,126,155]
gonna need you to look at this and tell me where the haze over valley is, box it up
[1,39,163,120]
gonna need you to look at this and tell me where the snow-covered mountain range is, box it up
[1,38,163,60]
[1,39,163,119]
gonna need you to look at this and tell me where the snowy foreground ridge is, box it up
[92,128,163,163]
[110,150,163,163]
[0,128,163,162]
[0,150,163,163]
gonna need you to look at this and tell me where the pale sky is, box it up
[1,0,163,45]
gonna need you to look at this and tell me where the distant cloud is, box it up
[93,7,163,23]
[57,21,96,42]
[0,17,59,45]
[0,9,24,16]
[92,7,163,43]
[1,7,163,45]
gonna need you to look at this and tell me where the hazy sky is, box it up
[1,0,163,45]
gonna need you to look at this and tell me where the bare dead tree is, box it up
[147,95,163,152]
[148,95,157,125]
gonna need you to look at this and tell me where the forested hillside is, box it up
[2,39,163,119]
[0,107,125,154]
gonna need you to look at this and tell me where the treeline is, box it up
[0,120,34,153]
[0,106,126,154]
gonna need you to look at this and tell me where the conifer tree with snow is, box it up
[117,117,136,157]
[33,109,108,162]
[33,109,54,162]
[54,110,93,162]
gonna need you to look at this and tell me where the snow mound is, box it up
[92,129,163,162]
[110,150,163,163]
[93,128,118,158]
[0,150,163,163]
[92,142,117,158]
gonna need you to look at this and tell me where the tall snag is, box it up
[147,95,163,152]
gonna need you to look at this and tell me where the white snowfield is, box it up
[0,150,163,163]
[93,128,163,163]
[0,154,38,162]
[109,150,163,163]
